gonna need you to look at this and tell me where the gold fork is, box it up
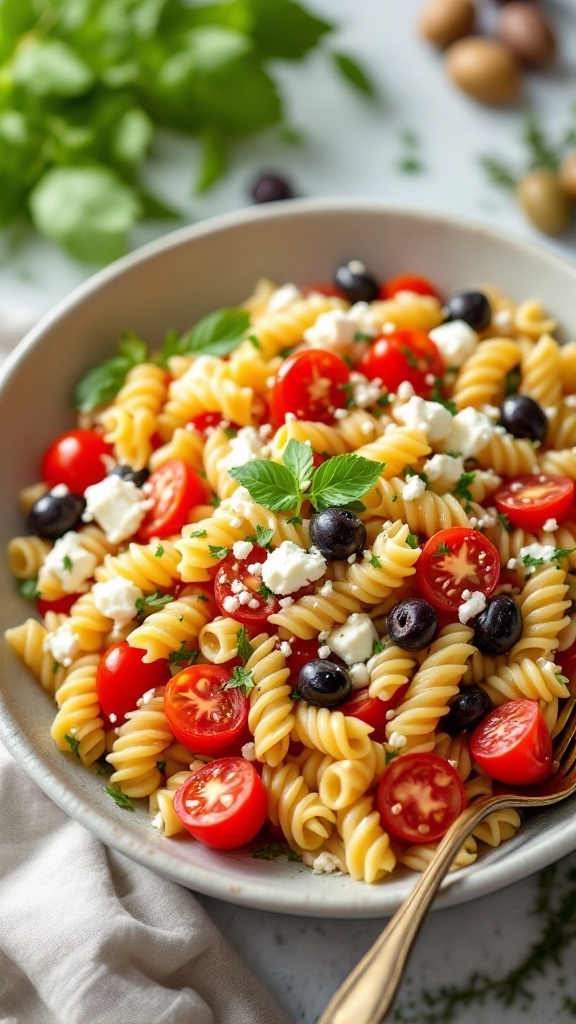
[317,694,576,1024]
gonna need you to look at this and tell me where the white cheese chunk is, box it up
[429,320,479,367]
[327,613,378,666]
[92,577,143,629]
[401,475,426,501]
[458,589,487,624]
[267,283,303,311]
[84,474,147,544]
[394,396,453,444]
[543,518,558,533]
[261,541,327,596]
[232,540,254,560]
[303,303,378,352]
[518,542,556,573]
[423,453,465,488]
[310,851,342,875]
[348,662,370,689]
[440,407,495,458]
[349,372,383,409]
[222,426,266,472]
[43,622,80,667]
[41,531,98,593]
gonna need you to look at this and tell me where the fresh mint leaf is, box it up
[310,454,384,511]
[282,438,313,490]
[236,626,254,664]
[118,331,148,365]
[229,459,301,511]
[105,785,134,811]
[176,308,250,358]
[331,51,376,96]
[222,664,256,697]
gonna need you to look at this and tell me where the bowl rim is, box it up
[2,197,576,918]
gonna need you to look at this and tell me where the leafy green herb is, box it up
[556,672,569,687]
[156,760,166,774]
[522,553,546,570]
[372,639,385,655]
[196,593,209,603]
[222,665,256,697]
[62,554,73,572]
[369,553,382,568]
[52,661,60,675]
[0,0,370,261]
[247,525,275,549]
[223,427,237,439]
[161,308,250,362]
[190,529,208,538]
[73,332,148,412]
[385,749,400,766]
[258,583,275,599]
[18,577,39,601]
[135,591,173,615]
[496,511,512,533]
[479,154,517,189]
[553,546,576,563]
[504,367,521,397]
[524,114,560,171]
[211,495,221,509]
[287,515,303,525]
[452,471,476,509]
[236,626,254,664]
[344,499,366,513]
[65,734,81,759]
[154,544,164,558]
[248,333,262,350]
[406,534,419,550]
[229,438,384,517]
[430,388,457,415]
[399,345,418,368]
[168,642,200,667]
[105,785,134,811]
[209,544,230,560]
[433,541,450,558]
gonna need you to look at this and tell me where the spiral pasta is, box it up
[336,795,396,883]
[291,703,373,761]
[50,654,106,765]
[353,426,431,480]
[368,642,416,703]
[508,564,570,662]
[127,585,213,663]
[361,476,472,536]
[246,634,294,767]
[158,355,258,439]
[453,338,519,410]
[101,363,168,470]
[5,618,67,695]
[262,762,336,851]
[95,538,181,591]
[198,616,241,663]
[106,688,175,797]
[481,657,569,707]
[339,521,421,606]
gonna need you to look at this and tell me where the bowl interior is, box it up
[1,199,576,918]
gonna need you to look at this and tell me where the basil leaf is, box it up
[310,454,384,511]
[282,439,313,490]
[229,460,301,511]
[118,331,148,364]
[176,308,250,358]
[13,40,94,97]
[72,354,134,412]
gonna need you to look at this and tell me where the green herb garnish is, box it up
[209,544,230,560]
[168,642,200,667]
[18,577,39,601]
[135,591,173,615]
[369,554,382,568]
[62,555,73,572]
[65,734,81,759]
[105,785,134,811]
[236,626,254,664]
[154,544,164,558]
[222,664,256,697]
[73,332,148,411]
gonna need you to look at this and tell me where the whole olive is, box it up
[496,2,556,69]
[28,490,86,540]
[444,290,491,331]
[251,173,295,204]
[110,464,150,489]
[500,394,547,443]
[445,37,523,106]
[387,598,438,651]
[333,260,380,304]
[310,507,366,561]
[517,170,573,236]
[443,685,493,737]
[418,0,476,50]
[473,594,523,656]
[559,152,576,202]
[297,660,352,708]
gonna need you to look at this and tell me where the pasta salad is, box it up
[5,260,576,883]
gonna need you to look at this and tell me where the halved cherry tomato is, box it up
[416,527,500,614]
[271,349,350,427]
[286,639,325,687]
[173,757,267,849]
[164,665,248,754]
[42,429,111,493]
[377,752,465,844]
[340,684,409,743]
[380,274,440,300]
[470,700,553,785]
[96,641,171,725]
[138,458,208,540]
[37,593,80,618]
[214,544,281,626]
[360,329,443,398]
[494,475,575,531]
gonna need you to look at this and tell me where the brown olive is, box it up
[418,0,476,50]
[517,170,573,235]
[559,153,576,202]
[496,2,556,69]
[445,37,523,105]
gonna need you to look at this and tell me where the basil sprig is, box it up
[229,438,384,517]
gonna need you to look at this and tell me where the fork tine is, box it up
[552,695,576,776]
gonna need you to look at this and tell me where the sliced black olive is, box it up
[27,490,86,540]
[250,173,295,203]
[297,660,352,708]
[444,290,491,331]
[443,685,494,736]
[473,594,523,655]
[499,394,548,444]
[387,598,438,651]
[310,507,366,561]
[333,260,380,304]
[109,464,150,488]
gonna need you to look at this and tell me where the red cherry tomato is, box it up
[377,752,465,844]
[271,349,350,427]
[42,429,111,493]
[37,593,80,618]
[173,757,267,849]
[494,475,575,531]
[164,665,248,754]
[380,274,440,300]
[470,700,553,786]
[96,641,171,725]
[285,639,324,686]
[416,527,500,614]
[360,329,443,398]
[187,412,240,434]
[214,544,281,626]
[138,458,208,540]
[340,684,409,743]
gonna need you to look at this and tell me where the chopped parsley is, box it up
[258,583,275,599]
[62,554,73,572]
[497,511,512,533]
[246,525,274,549]
[105,785,134,811]
[372,639,385,655]
[208,544,229,560]
[222,665,256,697]
[135,591,173,615]
[452,471,476,509]
[154,544,164,558]
[433,541,450,558]
[168,642,200,667]
[189,529,208,538]
[406,534,419,549]
[370,553,382,568]
[65,734,81,759]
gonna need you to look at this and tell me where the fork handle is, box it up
[316,797,497,1024]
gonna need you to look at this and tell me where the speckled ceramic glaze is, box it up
[2,199,575,918]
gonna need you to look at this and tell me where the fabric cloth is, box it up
[0,307,291,1024]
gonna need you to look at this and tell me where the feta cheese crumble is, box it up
[222,426,266,471]
[422,452,465,488]
[267,283,303,311]
[395,396,453,444]
[92,577,143,629]
[84,474,148,544]
[458,589,487,624]
[429,320,479,367]
[41,531,98,593]
[401,475,426,501]
[260,541,327,596]
[232,540,254,560]
[543,518,558,533]
[327,613,378,665]
[440,407,495,458]
[43,622,80,667]
[303,303,378,352]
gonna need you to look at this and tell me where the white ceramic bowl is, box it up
[2,199,576,919]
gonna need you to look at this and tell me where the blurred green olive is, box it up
[517,169,573,235]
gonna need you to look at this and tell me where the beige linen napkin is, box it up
[0,308,290,1024]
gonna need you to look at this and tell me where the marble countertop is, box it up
[2,1,576,1020]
